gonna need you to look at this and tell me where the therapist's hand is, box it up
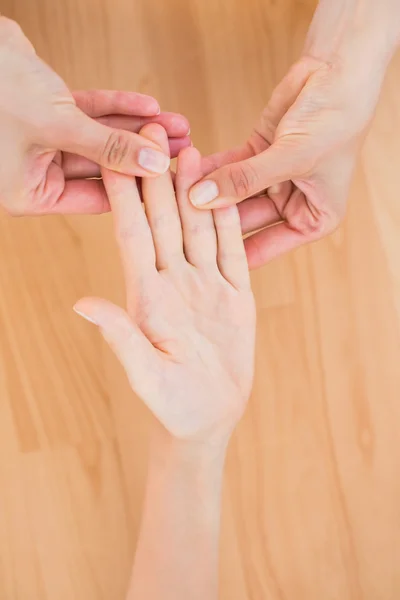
[189,54,387,268]
[190,0,400,269]
[0,17,190,216]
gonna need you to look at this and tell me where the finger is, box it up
[245,222,307,269]
[72,90,160,117]
[73,298,161,404]
[63,136,191,180]
[189,143,294,209]
[102,168,156,284]
[201,144,254,177]
[267,179,293,205]
[31,179,111,215]
[140,124,184,270]
[176,147,218,269]
[213,206,250,290]
[58,108,170,177]
[169,136,192,157]
[238,195,281,235]
[96,112,190,137]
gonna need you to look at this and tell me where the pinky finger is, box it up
[213,206,250,290]
[73,298,161,400]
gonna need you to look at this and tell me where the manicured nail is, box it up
[190,180,219,206]
[268,184,282,195]
[138,148,170,174]
[73,307,98,325]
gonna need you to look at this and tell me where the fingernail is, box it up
[138,148,170,174]
[190,181,219,206]
[268,184,282,195]
[73,307,98,325]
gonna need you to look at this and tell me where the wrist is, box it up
[304,0,400,69]
[149,423,228,473]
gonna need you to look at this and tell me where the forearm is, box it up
[305,0,400,66]
[126,424,227,600]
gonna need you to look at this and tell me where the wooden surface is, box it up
[1,1,400,598]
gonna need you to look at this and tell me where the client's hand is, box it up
[74,124,256,444]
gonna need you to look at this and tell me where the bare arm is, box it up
[127,427,226,600]
[305,0,400,64]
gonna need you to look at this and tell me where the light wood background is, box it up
[1,0,400,598]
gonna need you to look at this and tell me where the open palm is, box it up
[75,125,256,443]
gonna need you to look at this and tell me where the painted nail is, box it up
[138,148,170,174]
[189,180,219,206]
[73,307,98,325]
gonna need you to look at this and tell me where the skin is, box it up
[74,124,256,600]
[190,0,400,268]
[0,16,190,215]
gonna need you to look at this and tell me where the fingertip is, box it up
[176,146,202,185]
[139,123,170,156]
[171,113,191,136]
[138,95,160,116]
[73,298,99,325]
[178,144,201,164]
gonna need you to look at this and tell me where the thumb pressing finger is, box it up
[58,108,170,177]
[189,143,295,209]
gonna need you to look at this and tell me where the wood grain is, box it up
[1,0,400,598]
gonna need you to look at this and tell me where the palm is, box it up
[125,265,254,437]
[76,124,256,442]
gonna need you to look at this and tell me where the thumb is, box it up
[58,108,170,176]
[189,143,295,208]
[73,298,159,398]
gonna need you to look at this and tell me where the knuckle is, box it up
[228,164,258,198]
[115,216,145,244]
[293,150,320,178]
[102,131,132,168]
[115,223,136,243]
[290,208,340,239]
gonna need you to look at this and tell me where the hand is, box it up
[74,124,256,445]
[0,17,190,216]
[189,54,388,268]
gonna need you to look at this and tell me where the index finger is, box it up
[73,90,160,118]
